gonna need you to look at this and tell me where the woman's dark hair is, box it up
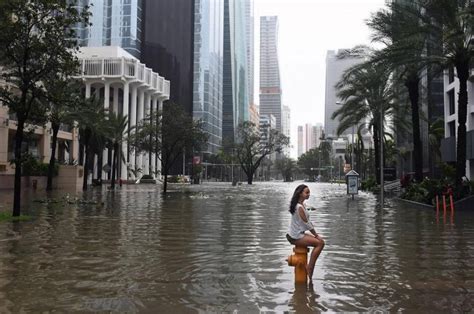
[289,184,308,214]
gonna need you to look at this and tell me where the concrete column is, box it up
[143,92,151,175]
[128,84,137,179]
[102,82,111,179]
[136,88,144,175]
[71,126,79,164]
[150,97,157,177]
[85,83,91,98]
[103,82,111,110]
[40,123,51,163]
[121,82,129,180]
[113,86,119,114]
[156,99,164,177]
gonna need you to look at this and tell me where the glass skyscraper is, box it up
[192,0,224,154]
[222,0,250,144]
[73,0,143,58]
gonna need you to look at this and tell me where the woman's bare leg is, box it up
[294,235,325,282]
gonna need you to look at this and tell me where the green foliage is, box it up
[130,103,207,192]
[21,154,57,177]
[297,148,321,178]
[275,157,296,182]
[0,212,32,222]
[361,177,377,192]
[233,121,289,184]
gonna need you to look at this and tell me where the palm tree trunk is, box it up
[455,61,469,186]
[47,123,60,191]
[405,75,423,183]
[96,151,103,184]
[111,143,118,189]
[373,126,381,184]
[163,170,168,193]
[12,120,25,217]
[82,131,91,191]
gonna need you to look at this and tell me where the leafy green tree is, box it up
[130,103,207,193]
[297,148,321,179]
[234,121,289,184]
[275,157,297,182]
[43,79,82,191]
[0,0,89,216]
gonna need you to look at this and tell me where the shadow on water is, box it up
[0,182,473,312]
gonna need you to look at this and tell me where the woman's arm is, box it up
[297,206,317,236]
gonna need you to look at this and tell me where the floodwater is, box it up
[0,182,473,313]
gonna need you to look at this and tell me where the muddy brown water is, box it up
[0,182,473,312]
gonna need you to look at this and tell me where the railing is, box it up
[164,80,170,97]
[78,58,169,99]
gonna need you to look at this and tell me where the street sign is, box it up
[193,156,201,165]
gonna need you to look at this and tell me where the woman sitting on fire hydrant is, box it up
[286,184,325,283]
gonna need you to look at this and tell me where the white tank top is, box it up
[288,203,314,239]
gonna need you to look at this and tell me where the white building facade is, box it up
[77,46,170,181]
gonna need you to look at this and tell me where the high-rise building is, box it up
[297,123,324,158]
[297,126,304,157]
[245,0,255,109]
[222,0,250,144]
[141,1,224,156]
[324,50,362,138]
[192,1,224,154]
[259,16,282,132]
[73,0,143,58]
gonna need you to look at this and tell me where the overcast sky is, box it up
[254,0,387,158]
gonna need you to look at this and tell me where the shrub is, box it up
[21,154,58,176]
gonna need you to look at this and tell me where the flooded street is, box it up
[0,182,473,312]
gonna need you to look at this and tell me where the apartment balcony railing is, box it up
[79,57,170,98]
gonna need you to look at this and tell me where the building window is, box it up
[448,66,455,83]
[448,89,455,115]
[448,121,456,137]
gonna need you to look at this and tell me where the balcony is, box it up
[78,57,170,99]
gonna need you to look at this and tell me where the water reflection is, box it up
[0,182,473,312]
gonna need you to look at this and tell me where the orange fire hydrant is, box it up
[287,246,309,284]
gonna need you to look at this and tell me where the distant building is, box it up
[72,0,143,58]
[297,123,324,158]
[259,16,282,132]
[324,50,362,139]
[260,114,277,145]
[281,105,291,157]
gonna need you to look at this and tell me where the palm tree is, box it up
[372,0,473,185]
[107,112,129,189]
[368,2,428,183]
[332,60,396,184]
[72,96,109,191]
